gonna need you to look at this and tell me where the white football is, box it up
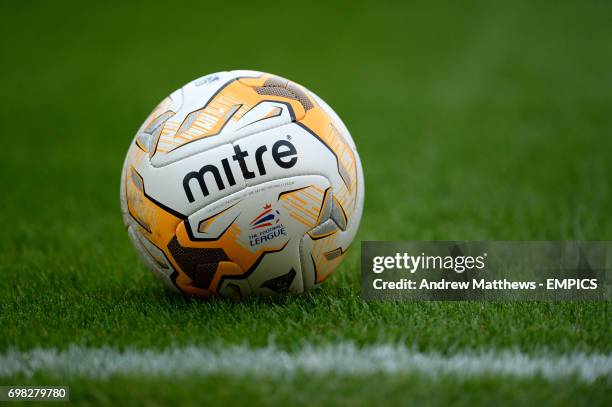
[120,70,364,298]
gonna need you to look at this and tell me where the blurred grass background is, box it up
[0,0,610,404]
[1,0,610,244]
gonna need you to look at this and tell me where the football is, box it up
[120,70,364,298]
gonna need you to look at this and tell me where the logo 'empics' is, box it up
[183,139,297,203]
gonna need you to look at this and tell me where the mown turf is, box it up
[8,374,611,407]
[0,0,611,404]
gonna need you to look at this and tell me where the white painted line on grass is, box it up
[0,344,610,382]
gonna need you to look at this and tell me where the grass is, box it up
[9,374,611,406]
[0,0,611,404]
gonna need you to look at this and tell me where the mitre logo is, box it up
[182,139,297,203]
[248,203,287,247]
